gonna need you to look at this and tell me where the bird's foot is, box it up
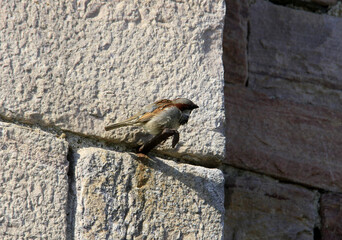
[138,128,179,154]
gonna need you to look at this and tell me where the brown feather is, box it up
[137,103,174,123]
[155,99,172,105]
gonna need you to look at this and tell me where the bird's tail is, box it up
[104,120,136,131]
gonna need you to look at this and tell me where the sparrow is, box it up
[104,98,199,135]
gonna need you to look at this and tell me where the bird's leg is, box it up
[160,129,179,146]
[138,128,179,154]
[171,130,179,148]
[160,128,179,148]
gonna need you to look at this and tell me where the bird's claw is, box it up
[138,128,180,154]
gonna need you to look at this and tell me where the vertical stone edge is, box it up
[320,192,342,240]
[66,148,77,240]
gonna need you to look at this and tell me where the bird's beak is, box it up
[193,104,199,109]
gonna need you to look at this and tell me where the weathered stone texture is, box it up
[74,148,225,240]
[223,166,319,240]
[320,193,342,240]
[0,122,69,239]
[222,0,342,239]
[328,1,342,16]
[223,0,248,85]
[248,0,342,111]
[0,0,225,160]
[223,0,342,192]
[225,86,342,192]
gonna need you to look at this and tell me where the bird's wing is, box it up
[105,99,174,131]
[108,99,172,125]
[141,99,172,113]
[136,100,174,123]
[123,99,170,122]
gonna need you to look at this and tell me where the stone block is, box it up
[0,122,69,239]
[223,166,319,240]
[225,85,342,192]
[74,148,225,239]
[320,193,342,240]
[248,0,342,111]
[0,0,226,161]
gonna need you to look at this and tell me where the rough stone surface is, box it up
[223,165,319,240]
[225,85,342,192]
[271,0,338,7]
[320,193,342,240]
[0,0,226,161]
[248,0,342,111]
[223,0,248,85]
[328,1,342,16]
[0,122,69,239]
[74,148,225,240]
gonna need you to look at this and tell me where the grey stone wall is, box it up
[2,0,341,239]
[1,0,226,239]
[224,0,342,239]
[0,0,225,161]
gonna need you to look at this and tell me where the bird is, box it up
[104,98,199,135]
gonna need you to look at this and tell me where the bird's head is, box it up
[172,98,199,111]
[172,98,199,125]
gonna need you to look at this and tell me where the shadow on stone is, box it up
[131,152,224,215]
